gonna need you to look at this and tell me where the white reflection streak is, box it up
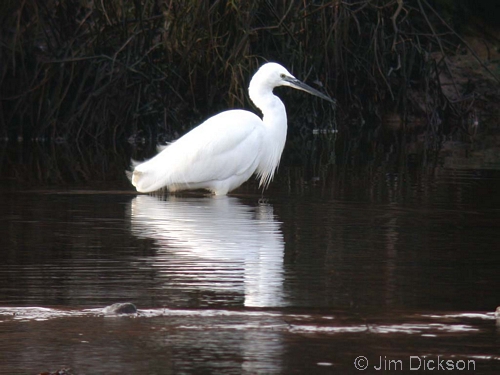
[129,195,285,307]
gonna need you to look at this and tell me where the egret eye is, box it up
[280,73,286,79]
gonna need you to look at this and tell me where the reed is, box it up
[0,0,495,145]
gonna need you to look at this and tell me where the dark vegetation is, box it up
[0,0,499,184]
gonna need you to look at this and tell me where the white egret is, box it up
[129,62,334,195]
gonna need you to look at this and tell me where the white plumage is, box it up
[129,62,334,195]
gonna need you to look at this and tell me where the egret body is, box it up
[129,62,333,195]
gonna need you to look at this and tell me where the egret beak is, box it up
[284,76,336,104]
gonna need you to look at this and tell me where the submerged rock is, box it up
[102,302,137,315]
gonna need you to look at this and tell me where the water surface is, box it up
[0,156,499,374]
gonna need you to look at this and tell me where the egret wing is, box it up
[132,110,264,192]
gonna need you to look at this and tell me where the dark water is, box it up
[0,145,499,374]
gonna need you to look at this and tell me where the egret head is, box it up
[250,62,335,104]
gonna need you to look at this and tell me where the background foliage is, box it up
[0,0,498,146]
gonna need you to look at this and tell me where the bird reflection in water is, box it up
[129,195,285,307]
